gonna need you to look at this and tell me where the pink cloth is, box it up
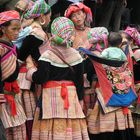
[0,10,20,25]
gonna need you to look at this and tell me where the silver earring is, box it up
[40,20,45,25]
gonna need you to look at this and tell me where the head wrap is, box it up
[51,17,74,47]
[65,2,92,23]
[0,10,20,25]
[15,0,34,12]
[24,0,51,19]
[124,26,140,46]
[88,27,109,52]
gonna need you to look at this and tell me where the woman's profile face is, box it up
[2,20,21,41]
[70,10,86,27]
[43,12,51,28]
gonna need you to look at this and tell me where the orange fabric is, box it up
[43,81,74,110]
[4,94,17,116]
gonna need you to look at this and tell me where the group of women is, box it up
[0,0,140,140]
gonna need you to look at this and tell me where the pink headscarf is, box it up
[65,2,93,23]
[0,10,20,25]
[124,26,140,46]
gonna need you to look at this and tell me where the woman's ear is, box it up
[39,15,46,25]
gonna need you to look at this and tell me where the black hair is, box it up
[44,8,51,15]
[119,30,133,43]
[0,21,11,37]
[122,32,132,41]
[108,32,122,47]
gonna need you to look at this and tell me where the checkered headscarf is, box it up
[51,17,74,46]
[24,0,51,19]
[88,27,109,51]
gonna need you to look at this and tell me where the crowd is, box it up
[0,0,140,140]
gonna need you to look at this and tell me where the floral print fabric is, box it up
[105,64,132,94]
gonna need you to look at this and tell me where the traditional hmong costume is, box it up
[124,26,140,138]
[80,31,136,139]
[131,45,140,138]
[86,48,135,140]
[65,3,96,115]
[0,10,27,140]
[17,1,51,139]
[26,17,89,140]
[65,2,93,26]
[81,27,109,114]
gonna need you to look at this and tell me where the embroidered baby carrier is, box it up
[0,40,17,81]
[96,62,136,107]
[79,47,137,107]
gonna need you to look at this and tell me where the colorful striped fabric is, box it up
[0,43,17,81]
[32,108,89,140]
[24,0,51,19]
[51,17,74,46]
[5,123,26,140]
[42,81,85,119]
[0,94,26,129]
[87,101,134,134]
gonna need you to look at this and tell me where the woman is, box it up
[86,31,136,140]
[26,16,89,140]
[65,2,95,114]
[122,27,140,139]
[0,94,6,140]
[19,0,51,62]
[15,0,34,28]
[65,2,93,49]
[0,10,27,140]
[17,0,51,139]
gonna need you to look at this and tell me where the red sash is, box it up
[4,80,20,116]
[43,81,74,110]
